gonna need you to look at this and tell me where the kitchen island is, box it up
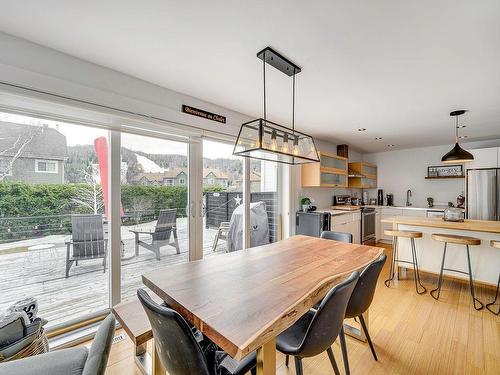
[381,216,500,285]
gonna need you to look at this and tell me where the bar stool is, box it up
[430,234,484,310]
[486,240,500,315]
[384,230,427,294]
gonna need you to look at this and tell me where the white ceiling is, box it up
[0,0,499,152]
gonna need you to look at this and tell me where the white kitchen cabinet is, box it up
[467,147,499,169]
[330,213,361,244]
[375,211,381,242]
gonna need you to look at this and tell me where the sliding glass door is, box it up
[0,112,110,328]
[119,132,190,301]
[202,139,244,255]
[0,101,282,333]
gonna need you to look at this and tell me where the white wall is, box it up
[363,140,500,207]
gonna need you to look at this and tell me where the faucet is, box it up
[406,189,412,206]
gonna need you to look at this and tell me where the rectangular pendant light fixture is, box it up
[233,47,320,164]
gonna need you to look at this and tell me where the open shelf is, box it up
[425,176,465,179]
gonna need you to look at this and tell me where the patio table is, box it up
[24,243,57,270]
[143,235,383,375]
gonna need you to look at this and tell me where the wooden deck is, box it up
[0,218,226,328]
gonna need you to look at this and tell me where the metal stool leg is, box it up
[410,238,427,294]
[465,245,484,311]
[384,236,398,287]
[486,273,500,315]
[430,242,447,300]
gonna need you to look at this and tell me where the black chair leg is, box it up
[326,347,341,375]
[486,273,500,315]
[430,242,447,300]
[285,354,289,367]
[410,238,427,295]
[384,236,398,287]
[294,356,304,375]
[359,314,378,361]
[465,245,484,310]
[339,327,350,375]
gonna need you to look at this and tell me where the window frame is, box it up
[35,159,58,173]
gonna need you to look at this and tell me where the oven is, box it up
[361,207,376,243]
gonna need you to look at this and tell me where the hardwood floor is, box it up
[84,243,500,374]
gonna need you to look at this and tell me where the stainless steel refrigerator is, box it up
[466,168,500,220]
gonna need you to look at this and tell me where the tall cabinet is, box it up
[301,151,348,188]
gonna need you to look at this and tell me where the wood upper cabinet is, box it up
[348,162,378,188]
[301,151,348,187]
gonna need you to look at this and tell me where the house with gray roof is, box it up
[134,168,230,188]
[0,122,68,184]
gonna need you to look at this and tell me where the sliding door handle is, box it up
[190,201,195,218]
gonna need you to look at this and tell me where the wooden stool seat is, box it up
[431,233,481,246]
[383,230,423,239]
[490,240,500,249]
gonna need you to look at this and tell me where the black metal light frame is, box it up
[233,118,320,164]
[233,47,320,164]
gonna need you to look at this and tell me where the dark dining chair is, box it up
[277,271,359,375]
[339,254,387,374]
[320,230,353,243]
[137,288,256,375]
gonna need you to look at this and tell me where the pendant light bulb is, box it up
[282,133,289,153]
[270,130,277,151]
[293,135,299,156]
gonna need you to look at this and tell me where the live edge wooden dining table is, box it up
[142,235,384,375]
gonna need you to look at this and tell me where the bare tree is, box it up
[0,125,43,181]
[71,169,104,214]
[129,197,154,224]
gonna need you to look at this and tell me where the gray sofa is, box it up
[0,314,115,375]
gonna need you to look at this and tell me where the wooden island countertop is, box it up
[381,216,500,234]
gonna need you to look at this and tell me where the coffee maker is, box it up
[377,189,384,206]
[386,194,394,206]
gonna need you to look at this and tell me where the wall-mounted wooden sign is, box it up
[182,105,226,124]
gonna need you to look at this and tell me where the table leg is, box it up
[133,343,150,375]
[257,337,276,375]
[152,339,166,375]
[133,340,166,375]
[344,310,368,342]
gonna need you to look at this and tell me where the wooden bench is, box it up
[113,296,165,375]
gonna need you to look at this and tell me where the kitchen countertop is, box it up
[363,205,464,212]
[381,216,500,234]
[314,208,361,216]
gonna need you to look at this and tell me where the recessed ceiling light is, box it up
[459,135,468,139]
[375,137,383,140]
[387,144,395,147]
[357,128,366,132]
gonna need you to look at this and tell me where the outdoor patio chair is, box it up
[212,221,230,252]
[129,209,180,261]
[65,214,107,278]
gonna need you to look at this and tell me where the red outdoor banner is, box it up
[94,136,124,218]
